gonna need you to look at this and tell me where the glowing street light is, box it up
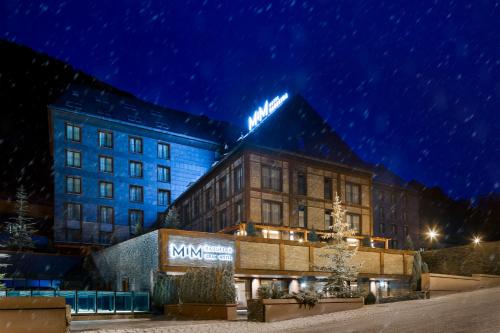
[473,236,481,245]
[426,228,439,241]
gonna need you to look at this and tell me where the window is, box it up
[324,209,333,230]
[346,213,361,234]
[391,223,398,235]
[391,208,396,220]
[234,166,243,193]
[218,175,229,202]
[378,190,385,201]
[99,181,113,199]
[65,176,81,194]
[158,189,171,207]
[218,208,228,230]
[403,225,409,237]
[262,165,282,192]
[65,123,81,142]
[98,130,113,148]
[297,205,307,228]
[193,195,200,217]
[98,206,114,224]
[206,216,213,233]
[402,211,407,221]
[262,200,282,225]
[99,155,113,173]
[235,201,243,224]
[324,177,333,200]
[129,185,143,203]
[379,223,386,234]
[129,161,143,178]
[379,206,385,220]
[297,171,307,195]
[391,193,396,204]
[205,187,213,210]
[129,209,144,229]
[157,142,170,159]
[129,137,143,154]
[64,203,82,222]
[345,183,361,205]
[65,150,81,168]
[157,165,170,182]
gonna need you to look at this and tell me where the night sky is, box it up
[1,1,499,199]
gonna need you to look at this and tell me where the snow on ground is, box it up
[72,286,500,333]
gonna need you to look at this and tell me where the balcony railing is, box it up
[0,290,150,314]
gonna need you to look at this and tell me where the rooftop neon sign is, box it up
[248,92,289,132]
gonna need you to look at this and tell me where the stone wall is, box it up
[92,231,158,292]
[422,241,500,276]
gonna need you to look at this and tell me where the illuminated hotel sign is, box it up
[248,92,289,132]
[170,243,233,262]
[167,235,235,266]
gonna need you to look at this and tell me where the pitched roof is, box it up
[49,84,242,144]
[236,94,371,171]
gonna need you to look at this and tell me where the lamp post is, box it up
[473,236,481,246]
[425,228,439,249]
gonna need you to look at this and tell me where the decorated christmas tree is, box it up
[161,206,181,229]
[5,186,36,250]
[317,193,359,297]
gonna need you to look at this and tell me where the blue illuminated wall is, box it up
[50,108,219,245]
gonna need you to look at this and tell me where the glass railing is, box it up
[0,290,149,314]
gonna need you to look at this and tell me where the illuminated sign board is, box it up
[170,243,233,262]
[167,235,235,267]
[248,92,289,132]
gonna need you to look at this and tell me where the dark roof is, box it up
[236,94,371,171]
[50,84,242,145]
[371,163,412,189]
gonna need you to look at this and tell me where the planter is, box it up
[165,303,237,320]
[0,297,70,333]
[248,297,364,322]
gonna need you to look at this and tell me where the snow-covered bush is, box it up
[246,222,256,237]
[307,229,320,242]
[257,282,284,299]
[178,263,236,304]
[283,289,322,307]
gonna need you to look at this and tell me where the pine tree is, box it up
[307,229,320,242]
[0,251,9,290]
[246,222,256,237]
[317,193,359,297]
[161,207,181,229]
[5,186,36,250]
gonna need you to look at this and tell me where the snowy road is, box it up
[72,286,500,333]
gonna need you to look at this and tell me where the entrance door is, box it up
[235,281,247,309]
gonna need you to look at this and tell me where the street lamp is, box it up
[426,228,439,241]
[473,236,481,245]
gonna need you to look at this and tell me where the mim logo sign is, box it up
[247,92,289,132]
[169,243,233,262]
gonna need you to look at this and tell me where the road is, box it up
[72,286,500,333]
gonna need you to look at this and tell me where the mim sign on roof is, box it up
[247,92,288,132]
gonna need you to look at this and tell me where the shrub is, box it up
[178,263,236,304]
[283,289,322,307]
[246,222,256,237]
[364,292,377,305]
[257,282,284,299]
[152,273,178,306]
[307,229,319,242]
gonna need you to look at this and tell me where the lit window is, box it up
[262,200,282,225]
[157,142,170,159]
[262,165,282,192]
[65,176,81,194]
[129,137,143,154]
[98,130,113,149]
[345,183,361,205]
[158,189,171,206]
[129,161,143,178]
[129,185,143,203]
[157,165,170,182]
[98,206,114,224]
[99,156,113,173]
[65,150,81,168]
[65,203,82,222]
[346,213,361,234]
[129,209,144,230]
[65,123,81,142]
[99,181,113,199]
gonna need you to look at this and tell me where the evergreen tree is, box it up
[307,229,320,242]
[246,222,256,237]
[161,207,181,229]
[317,193,359,297]
[5,186,36,250]
[0,251,9,290]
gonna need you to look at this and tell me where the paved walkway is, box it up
[71,286,500,332]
